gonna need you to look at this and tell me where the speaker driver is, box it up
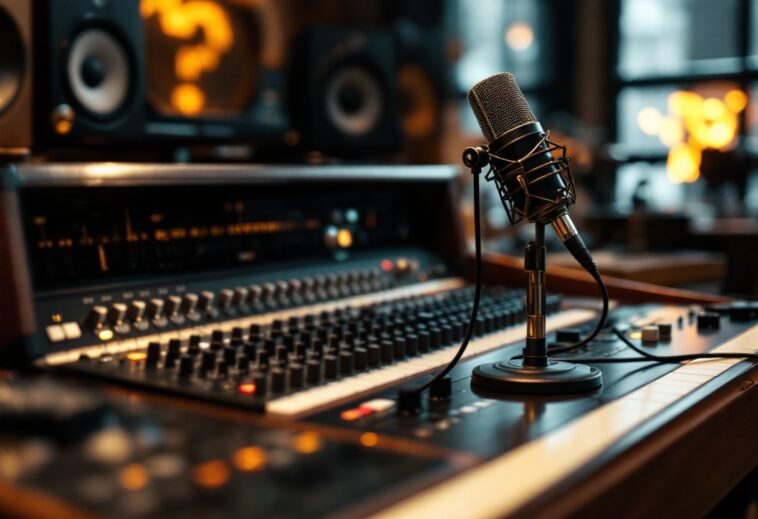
[0,6,24,115]
[66,27,131,119]
[325,66,383,137]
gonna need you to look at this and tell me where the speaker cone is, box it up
[0,6,24,115]
[66,27,132,119]
[325,66,383,137]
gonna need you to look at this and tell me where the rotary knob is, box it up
[85,305,108,330]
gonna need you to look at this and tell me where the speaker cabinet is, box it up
[0,0,144,151]
[292,27,401,156]
[0,0,32,151]
[34,0,145,146]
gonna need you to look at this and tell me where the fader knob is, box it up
[198,291,214,313]
[108,303,127,326]
[232,287,248,307]
[146,299,164,320]
[127,301,146,322]
[165,296,181,317]
[85,306,108,329]
[217,289,233,310]
[180,293,199,315]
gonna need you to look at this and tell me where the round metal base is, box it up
[471,358,603,394]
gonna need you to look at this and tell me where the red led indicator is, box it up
[237,383,256,395]
[380,259,394,273]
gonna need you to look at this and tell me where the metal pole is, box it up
[522,223,547,367]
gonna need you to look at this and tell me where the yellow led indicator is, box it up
[360,432,379,448]
[98,329,114,342]
[126,351,148,362]
[293,432,321,454]
[232,446,266,472]
[51,314,63,323]
[628,331,642,340]
[336,229,353,248]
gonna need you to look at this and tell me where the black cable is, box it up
[563,327,758,364]
[405,167,483,395]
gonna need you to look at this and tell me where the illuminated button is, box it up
[192,460,230,489]
[641,326,659,343]
[380,259,394,273]
[61,322,82,340]
[340,406,373,422]
[360,432,379,447]
[293,432,321,454]
[126,351,148,362]
[233,446,266,472]
[98,329,114,341]
[46,325,65,343]
[108,303,127,326]
[127,300,146,322]
[86,306,108,329]
[360,399,396,413]
[237,380,257,395]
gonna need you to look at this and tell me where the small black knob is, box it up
[430,377,452,400]
[146,342,162,365]
[306,359,322,384]
[697,312,721,331]
[252,371,267,396]
[288,363,304,389]
[223,346,237,365]
[339,351,354,375]
[236,354,250,374]
[397,387,422,416]
[178,355,194,379]
[354,347,368,370]
[393,337,406,359]
[200,350,216,373]
[367,343,380,367]
[417,331,431,352]
[380,340,394,363]
[324,355,338,379]
[271,367,287,392]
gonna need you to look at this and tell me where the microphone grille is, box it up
[467,72,536,143]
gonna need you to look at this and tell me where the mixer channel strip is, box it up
[53,280,595,416]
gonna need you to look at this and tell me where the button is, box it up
[555,328,582,343]
[697,312,720,330]
[658,323,672,340]
[430,377,452,400]
[86,306,108,329]
[62,322,82,340]
[641,326,659,343]
[361,399,396,413]
[46,325,65,343]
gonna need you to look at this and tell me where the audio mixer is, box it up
[1,163,757,518]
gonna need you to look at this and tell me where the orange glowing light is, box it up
[293,432,321,454]
[701,98,726,120]
[98,329,114,342]
[360,432,379,448]
[126,351,148,362]
[237,382,256,395]
[192,460,230,488]
[666,144,701,183]
[336,229,353,248]
[141,0,234,115]
[170,83,206,116]
[725,89,748,113]
[232,446,266,472]
[658,116,684,147]
[505,22,534,51]
[119,464,150,490]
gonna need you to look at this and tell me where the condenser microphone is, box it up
[467,72,593,269]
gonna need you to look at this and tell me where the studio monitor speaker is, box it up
[291,27,401,156]
[0,0,32,151]
[0,0,145,152]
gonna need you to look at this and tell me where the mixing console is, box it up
[2,164,757,518]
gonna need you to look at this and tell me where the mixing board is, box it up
[1,163,757,518]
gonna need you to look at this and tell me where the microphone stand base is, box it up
[471,358,602,394]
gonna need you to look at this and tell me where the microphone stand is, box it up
[464,147,602,394]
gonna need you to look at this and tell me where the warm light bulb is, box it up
[505,22,534,51]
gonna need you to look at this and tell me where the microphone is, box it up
[467,72,595,273]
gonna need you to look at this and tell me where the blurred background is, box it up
[4,0,757,296]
